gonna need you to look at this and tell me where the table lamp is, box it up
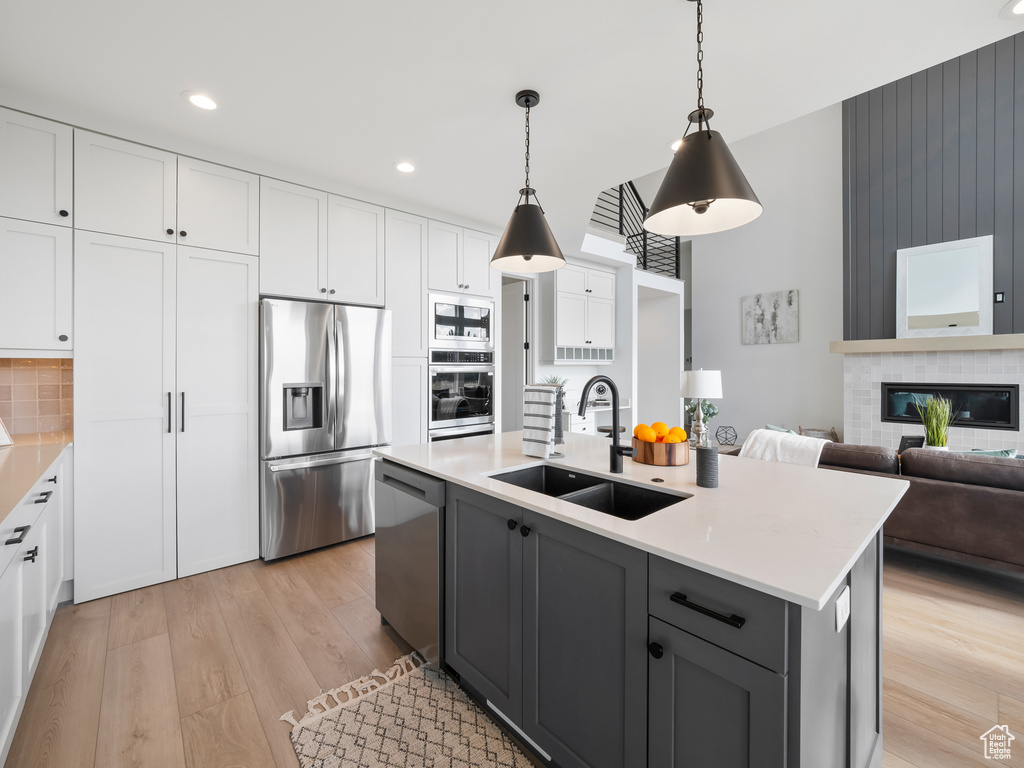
[681,369,722,448]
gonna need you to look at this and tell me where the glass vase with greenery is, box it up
[912,395,954,448]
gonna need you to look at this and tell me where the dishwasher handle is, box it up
[374,461,445,507]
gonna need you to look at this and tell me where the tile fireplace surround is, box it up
[843,348,1024,452]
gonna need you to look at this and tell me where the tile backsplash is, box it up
[0,358,73,434]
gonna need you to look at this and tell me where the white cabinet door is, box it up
[0,556,24,768]
[0,218,73,352]
[259,177,327,300]
[74,131,176,243]
[555,292,587,347]
[177,158,259,255]
[392,357,428,447]
[327,195,384,305]
[20,519,47,680]
[556,264,588,296]
[385,210,429,357]
[43,464,64,615]
[0,108,73,226]
[176,247,259,577]
[588,268,616,299]
[74,232,177,602]
[588,297,616,347]
[462,229,498,298]
[428,220,463,293]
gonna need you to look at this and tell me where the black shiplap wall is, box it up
[843,33,1024,339]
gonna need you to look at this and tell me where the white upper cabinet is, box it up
[428,221,498,298]
[462,229,498,298]
[177,158,259,254]
[556,264,588,296]
[259,177,327,300]
[550,263,616,362]
[0,108,72,227]
[326,195,385,306]
[587,269,616,299]
[385,210,429,357]
[587,297,616,347]
[74,131,176,243]
[0,218,72,353]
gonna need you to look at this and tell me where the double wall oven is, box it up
[428,293,495,441]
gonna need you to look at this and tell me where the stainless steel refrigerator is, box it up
[260,299,391,560]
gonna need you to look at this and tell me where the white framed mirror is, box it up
[896,235,993,338]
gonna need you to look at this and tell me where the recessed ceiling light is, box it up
[182,91,217,110]
[999,0,1024,18]
[395,161,415,173]
[670,138,683,153]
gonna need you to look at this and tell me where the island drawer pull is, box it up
[670,592,746,629]
[5,525,30,546]
[35,491,54,504]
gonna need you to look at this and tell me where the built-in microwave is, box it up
[428,293,494,352]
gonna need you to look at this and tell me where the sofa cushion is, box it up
[900,447,1024,493]
[819,442,899,474]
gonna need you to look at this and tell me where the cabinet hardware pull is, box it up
[24,546,39,563]
[321,288,327,293]
[179,230,187,237]
[167,392,172,433]
[166,228,174,235]
[5,525,29,545]
[59,209,69,217]
[458,284,464,289]
[506,519,517,531]
[520,525,531,538]
[329,289,336,294]
[180,392,185,432]
[648,642,663,659]
[46,476,57,484]
[58,334,68,342]
[34,491,53,504]
[669,592,746,629]
[464,284,469,289]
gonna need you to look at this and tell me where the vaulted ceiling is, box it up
[1,0,1021,252]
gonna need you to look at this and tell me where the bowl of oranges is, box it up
[632,422,690,466]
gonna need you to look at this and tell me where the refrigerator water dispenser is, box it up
[283,383,323,430]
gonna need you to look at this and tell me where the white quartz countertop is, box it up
[0,431,73,528]
[374,431,909,610]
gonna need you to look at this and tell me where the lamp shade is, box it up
[644,130,762,237]
[681,369,722,399]
[490,200,566,273]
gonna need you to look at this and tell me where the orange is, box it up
[656,435,665,443]
[635,425,657,443]
[651,421,670,439]
[663,434,682,443]
[633,423,649,438]
[668,426,687,441]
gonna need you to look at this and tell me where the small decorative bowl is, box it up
[632,437,690,466]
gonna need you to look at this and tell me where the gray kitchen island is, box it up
[374,431,908,768]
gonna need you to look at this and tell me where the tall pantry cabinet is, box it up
[73,133,259,602]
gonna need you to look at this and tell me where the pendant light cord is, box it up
[524,99,531,193]
[696,0,704,114]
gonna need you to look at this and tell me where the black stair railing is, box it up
[589,183,680,279]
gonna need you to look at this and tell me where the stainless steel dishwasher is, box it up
[374,460,446,667]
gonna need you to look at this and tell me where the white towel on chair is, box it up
[522,385,558,458]
[739,428,827,467]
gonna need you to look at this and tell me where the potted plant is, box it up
[912,395,955,449]
[541,375,569,411]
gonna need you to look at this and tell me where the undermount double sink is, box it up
[490,464,689,520]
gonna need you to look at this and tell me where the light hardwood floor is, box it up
[4,541,1022,768]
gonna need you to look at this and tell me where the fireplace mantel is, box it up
[830,334,1024,354]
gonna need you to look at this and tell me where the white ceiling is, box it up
[1,0,1022,254]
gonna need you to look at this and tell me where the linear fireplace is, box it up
[881,382,1020,432]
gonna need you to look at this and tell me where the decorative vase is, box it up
[923,444,949,451]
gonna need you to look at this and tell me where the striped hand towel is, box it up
[523,385,558,458]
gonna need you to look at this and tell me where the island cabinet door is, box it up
[648,617,786,768]
[444,484,523,724]
[521,510,648,768]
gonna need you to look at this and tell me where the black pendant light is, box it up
[491,90,565,274]
[644,0,762,237]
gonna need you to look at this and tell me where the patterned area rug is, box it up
[281,653,534,768]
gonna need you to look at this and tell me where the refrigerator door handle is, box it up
[268,453,375,472]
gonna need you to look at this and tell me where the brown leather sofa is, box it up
[730,441,1024,572]
[817,443,1024,573]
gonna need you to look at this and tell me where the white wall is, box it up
[691,104,844,439]
[637,288,682,427]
